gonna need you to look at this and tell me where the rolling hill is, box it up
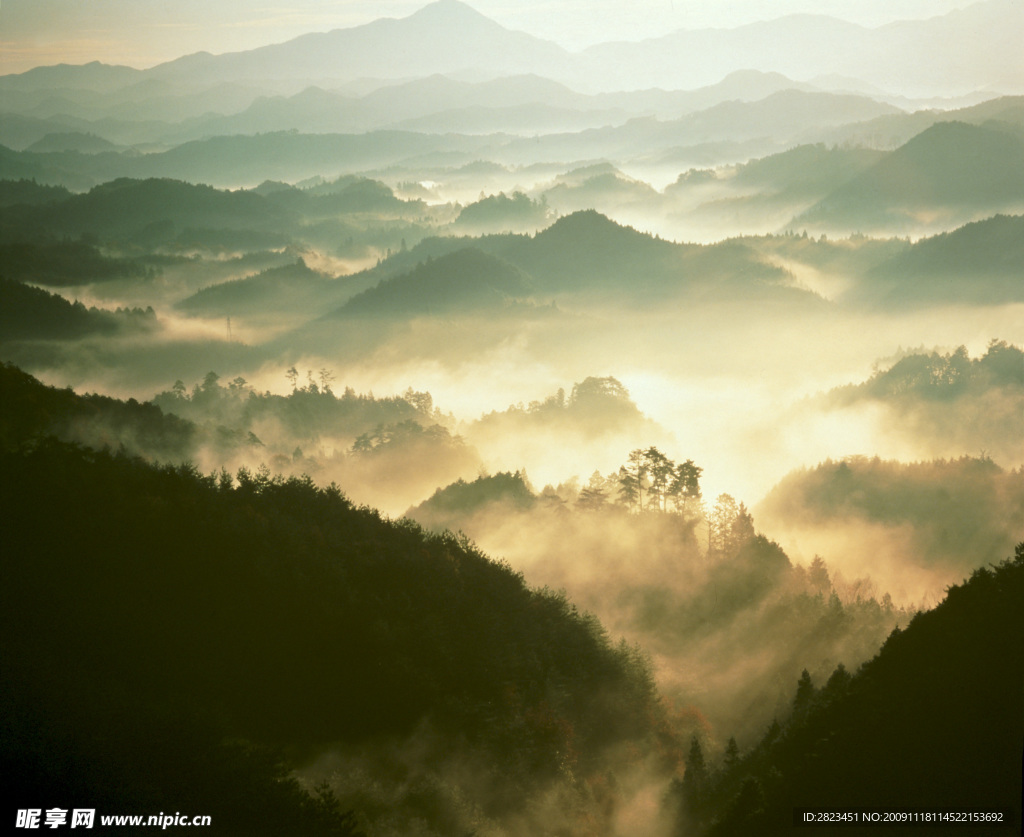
[1,367,672,835]
[176,259,344,319]
[335,247,533,317]
[854,214,1024,306]
[796,121,1024,232]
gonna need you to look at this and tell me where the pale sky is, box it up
[0,0,981,75]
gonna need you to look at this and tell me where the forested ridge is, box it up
[672,546,1024,836]
[0,370,677,835]
[0,362,242,462]
[2,349,1021,834]
[0,277,155,341]
[4,7,1024,833]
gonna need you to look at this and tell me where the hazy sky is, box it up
[1,0,982,75]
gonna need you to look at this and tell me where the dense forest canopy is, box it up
[2,2,1022,832]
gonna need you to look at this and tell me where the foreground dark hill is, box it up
[407,464,910,745]
[674,545,1024,835]
[0,379,674,835]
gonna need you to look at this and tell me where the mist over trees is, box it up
[2,1,1022,832]
[670,547,1024,836]
[1,434,674,836]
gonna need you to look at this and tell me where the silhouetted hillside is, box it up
[834,340,1024,402]
[0,240,152,285]
[855,214,1024,306]
[0,278,154,341]
[0,363,258,463]
[141,0,571,88]
[453,191,552,232]
[24,177,294,239]
[177,259,342,318]
[797,121,1024,231]
[815,340,1024,468]
[409,472,909,747]
[26,131,120,154]
[144,131,490,187]
[824,94,1024,150]
[731,143,887,199]
[346,211,815,312]
[337,247,533,316]
[675,546,1024,835]
[0,60,144,93]
[408,470,537,531]
[674,90,902,144]
[470,375,658,442]
[262,176,416,217]
[520,211,818,303]
[576,2,1022,95]
[735,229,908,284]
[0,178,72,208]
[152,370,427,446]
[542,171,662,213]
[151,371,479,513]
[1,426,672,834]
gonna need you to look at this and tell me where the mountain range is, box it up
[1,0,1020,154]
[4,0,1019,99]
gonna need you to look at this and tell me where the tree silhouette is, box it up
[617,447,702,514]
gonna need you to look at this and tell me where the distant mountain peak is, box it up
[408,0,501,26]
[538,209,649,242]
[413,0,479,13]
[720,69,792,83]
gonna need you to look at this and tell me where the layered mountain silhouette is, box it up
[317,210,814,319]
[795,121,1024,232]
[177,260,348,319]
[5,0,1016,98]
[576,0,1022,95]
[336,248,533,316]
[142,0,572,88]
[2,0,1020,149]
[854,214,1024,305]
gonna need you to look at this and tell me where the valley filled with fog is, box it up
[2,2,1022,835]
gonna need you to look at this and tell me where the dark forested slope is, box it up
[0,278,155,341]
[0,362,256,462]
[0,385,674,834]
[674,546,1024,836]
